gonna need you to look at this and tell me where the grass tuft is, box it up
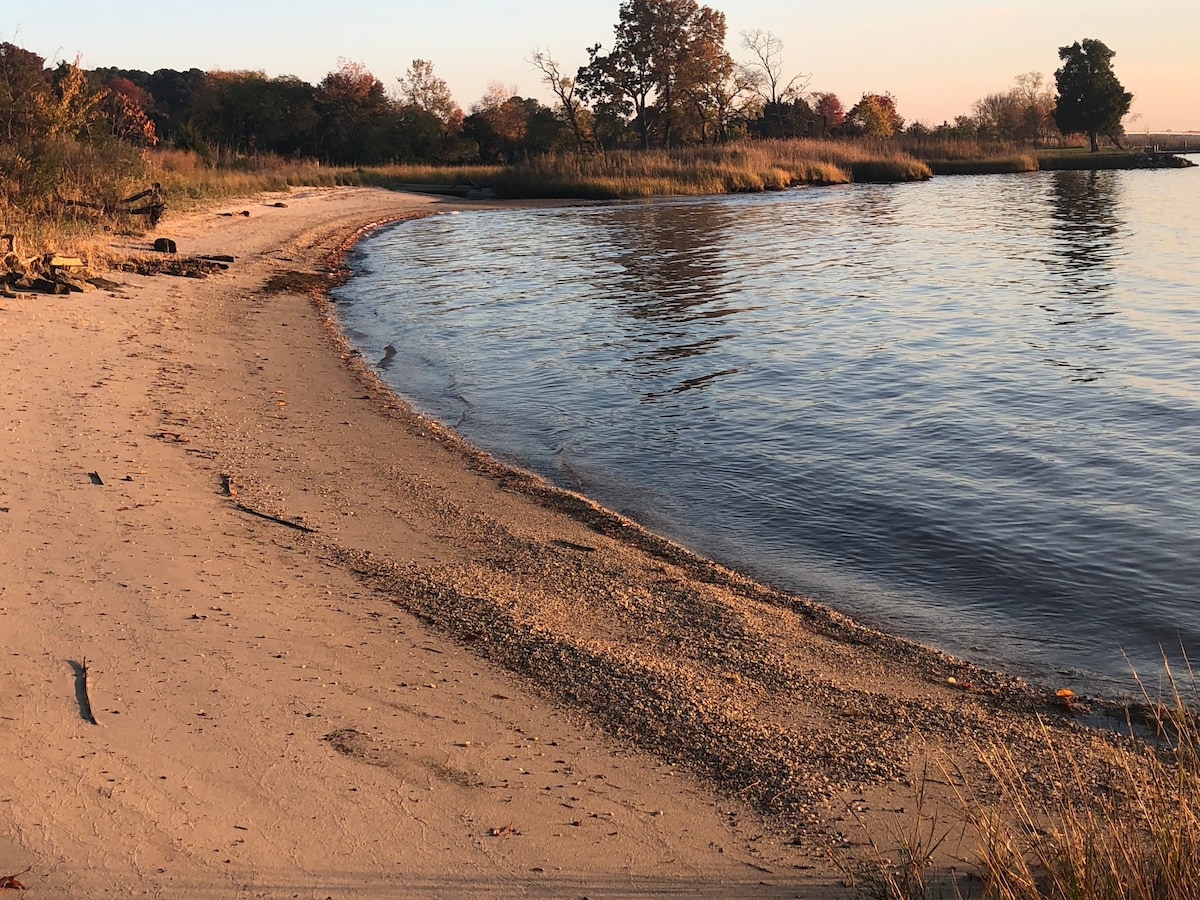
[962,663,1200,899]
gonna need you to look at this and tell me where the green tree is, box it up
[578,0,734,149]
[1053,39,1132,152]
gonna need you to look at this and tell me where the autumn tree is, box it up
[1,44,159,215]
[0,42,51,143]
[397,59,457,122]
[578,0,735,149]
[846,92,904,138]
[313,59,390,163]
[811,92,845,137]
[466,82,529,162]
[677,6,739,142]
[1053,38,1132,152]
[971,72,1055,143]
[48,58,111,140]
[99,75,158,146]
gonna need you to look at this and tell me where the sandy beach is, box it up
[0,187,1115,898]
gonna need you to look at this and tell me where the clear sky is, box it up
[8,1,1199,132]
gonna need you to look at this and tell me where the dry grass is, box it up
[492,140,933,198]
[962,668,1200,900]
[853,664,1200,900]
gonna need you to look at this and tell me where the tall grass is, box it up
[962,669,1200,900]
[12,135,1143,256]
[897,137,1039,175]
[493,140,932,198]
[145,150,502,209]
[1,137,151,254]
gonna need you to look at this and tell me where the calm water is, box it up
[333,168,1200,697]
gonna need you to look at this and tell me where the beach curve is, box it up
[0,186,1118,898]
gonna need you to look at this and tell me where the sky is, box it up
[8,1,1199,132]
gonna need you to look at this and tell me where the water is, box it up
[333,168,1200,697]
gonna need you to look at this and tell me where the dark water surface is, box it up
[333,169,1200,697]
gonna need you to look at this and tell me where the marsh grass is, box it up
[856,665,1200,900]
[962,667,1200,900]
[6,137,1136,257]
[896,137,1039,176]
[492,140,933,198]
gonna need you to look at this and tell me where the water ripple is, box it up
[335,169,1200,696]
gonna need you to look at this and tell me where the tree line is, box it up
[1,0,1134,210]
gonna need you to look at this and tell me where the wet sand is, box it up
[0,187,1116,898]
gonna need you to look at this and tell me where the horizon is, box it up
[8,1,1199,133]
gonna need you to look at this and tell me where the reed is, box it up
[490,140,937,198]
[843,662,1200,900]
[961,668,1200,900]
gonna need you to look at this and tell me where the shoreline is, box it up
[0,186,1125,897]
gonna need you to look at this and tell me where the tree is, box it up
[677,5,737,143]
[530,49,597,152]
[577,0,734,149]
[740,29,809,108]
[466,83,545,163]
[98,75,158,146]
[1053,39,1132,152]
[0,42,51,143]
[972,72,1056,143]
[846,92,903,138]
[313,59,390,163]
[397,59,457,123]
[811,91,844,137]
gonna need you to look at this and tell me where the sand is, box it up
[0,187,1113,898]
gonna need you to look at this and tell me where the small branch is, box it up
[233,503,317,533]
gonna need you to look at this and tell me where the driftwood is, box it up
[57,183,166,227]
[69,659,99,725]
[233,502,317,534]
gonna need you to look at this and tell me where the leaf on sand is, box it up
[0,866,30,889]
[489,822,519,837]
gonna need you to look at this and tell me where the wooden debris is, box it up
[110,256,227,279]
[57,183,165,226]
[71,659,99,725]
[233,503,317,534]
[488,822,519,837]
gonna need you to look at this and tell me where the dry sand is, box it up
[0,187,1116,898]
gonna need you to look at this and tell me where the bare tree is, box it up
[529,49,596,152]
[740,29,809,107]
